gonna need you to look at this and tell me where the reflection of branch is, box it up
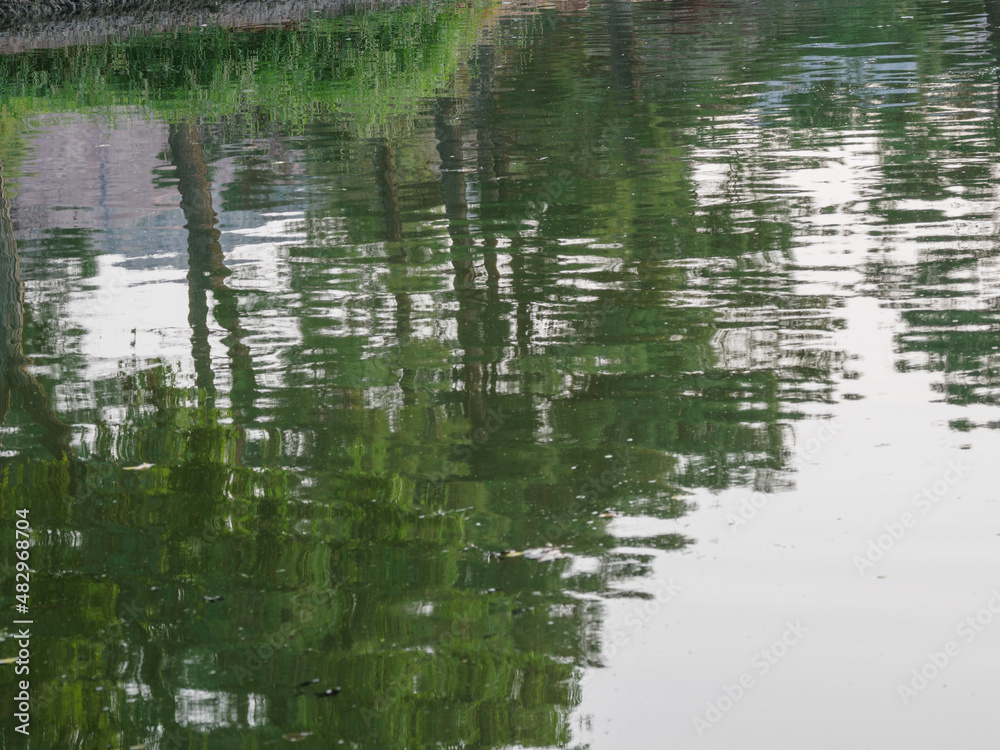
[436,98,487,423]
[606,0,641,165]
[470,44,535,370]
[374,140,404,244]
[136,629,183,750]
[168,122,257,418]
[0,163,73,459]
[471,44,507,388]
[374,140,418,402]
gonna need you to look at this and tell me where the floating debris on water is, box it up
[494,544,567,562]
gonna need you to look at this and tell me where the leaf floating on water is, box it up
[0,657,18,664]
[123,462,155,471]
[282,733,313,742]
[315,687,341,697]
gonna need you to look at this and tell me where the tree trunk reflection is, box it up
[168,122,257,421]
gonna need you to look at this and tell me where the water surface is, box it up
[1,0,1000,747]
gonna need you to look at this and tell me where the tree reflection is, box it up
[374,138,419,402]
[168,121,257,420]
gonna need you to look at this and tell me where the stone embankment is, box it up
[0,0,398,53]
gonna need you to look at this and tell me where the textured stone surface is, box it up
[0,0,396,51]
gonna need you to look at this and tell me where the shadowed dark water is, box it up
[1,0,1000,747]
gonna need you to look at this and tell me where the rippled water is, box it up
[1,0,1000,747]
